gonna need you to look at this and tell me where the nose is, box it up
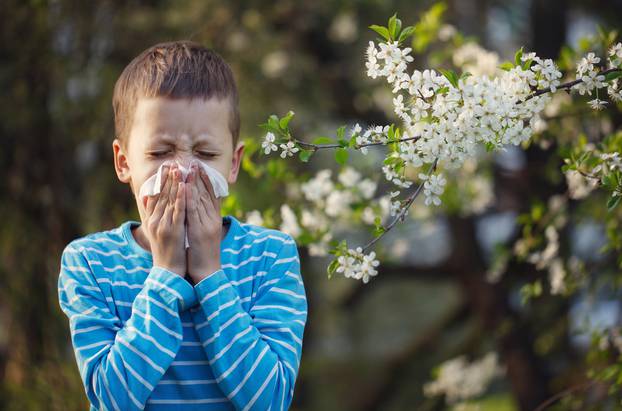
[173,152,201,170]
[169,154,203,183]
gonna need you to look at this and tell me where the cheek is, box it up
[198,156,229,176]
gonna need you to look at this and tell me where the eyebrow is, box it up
[148,133,220,148]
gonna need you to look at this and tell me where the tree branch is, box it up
[525,67,621,101]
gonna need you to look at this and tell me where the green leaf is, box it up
[605,71,622,81]
[398,26,415,43]
[515,46,524,66]
[499,61,515,71]
[312,136,333,145]
[607,195,621,211]
[279,110,295,130]
[437,86,449,94]
[336,125,346,140]
[369,25,390,41]
[299,149,314,162]
[268,114,280,129]
[602,174,613,187]
[439,68,459,88]
[335,147,349,165]
[388,13,401,40]
[348,134,358,147]
[327,258,340,279]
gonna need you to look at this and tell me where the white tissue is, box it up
[138,160,229,248]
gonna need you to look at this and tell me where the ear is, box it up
[112,138,132,185]
[227,140,245,184]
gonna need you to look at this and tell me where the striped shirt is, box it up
[57,215,307,410]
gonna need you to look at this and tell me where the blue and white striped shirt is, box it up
[57,215,307,410]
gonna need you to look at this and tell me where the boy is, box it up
[57,41,307,410]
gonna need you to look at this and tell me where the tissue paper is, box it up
[138,160,229,248]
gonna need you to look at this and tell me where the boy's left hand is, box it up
[185,162,222,284]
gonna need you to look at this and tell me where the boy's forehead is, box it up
[133,96,231,146]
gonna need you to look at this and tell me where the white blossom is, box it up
[358,178,377,199]
[279,204,301,237]
[608,79,622,102]
[588,98,608,110]
[279,141,300,158]
[301,169,334,204]
[608,42,622,67]
[452,42,500,76]
[438,24,456,41]
[549,258,567,295]
[361,206,376,225]
[325,190,354,217]
[419,173,446,206]
[527,225,559,270]
[308,232,332,256]
[338,166,361,187]
[600,152,622,172]
[245,210,264,226]
[262,132,278,154]
[565,169,598,199]
[301,209,328,232]
[335,246,380,283]
[423,352,504,404]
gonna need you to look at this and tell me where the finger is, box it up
[193,167,211,220]
[198,195,211,224]
[145,194,156,216]
[173,182,185,226]
[159,164,170,192]
[191,169,205,225]
[193,165,208,200]
[162,198,174,231]
[186,170,201,226]
[168,174,180,226]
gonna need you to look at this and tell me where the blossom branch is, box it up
[525,67,621,101]
[294,135,421,151]
[361,158,438,253]
[533,380,599,411]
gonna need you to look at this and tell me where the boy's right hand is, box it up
[144,163,187,277]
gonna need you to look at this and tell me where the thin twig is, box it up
[532,380,599,411]
[294,135,421,150]
[525,67,620,101]
[361,158,438,253]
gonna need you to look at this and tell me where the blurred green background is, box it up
[2,0,622,410]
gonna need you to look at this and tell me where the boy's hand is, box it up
[144,163,187,277]
[185,163,222,284]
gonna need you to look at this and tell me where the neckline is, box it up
[121,215,237,261]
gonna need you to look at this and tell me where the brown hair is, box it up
[112,40,240,149]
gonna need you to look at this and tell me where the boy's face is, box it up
[112,96,244,223]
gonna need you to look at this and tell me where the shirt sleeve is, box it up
[190,234,307,411]
[57,244,198,410]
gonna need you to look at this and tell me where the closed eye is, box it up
[147,150,216,158]
[148,151,171,158]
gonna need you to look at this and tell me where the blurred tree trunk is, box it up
[530,0,568,59]
[0,0,79,403]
